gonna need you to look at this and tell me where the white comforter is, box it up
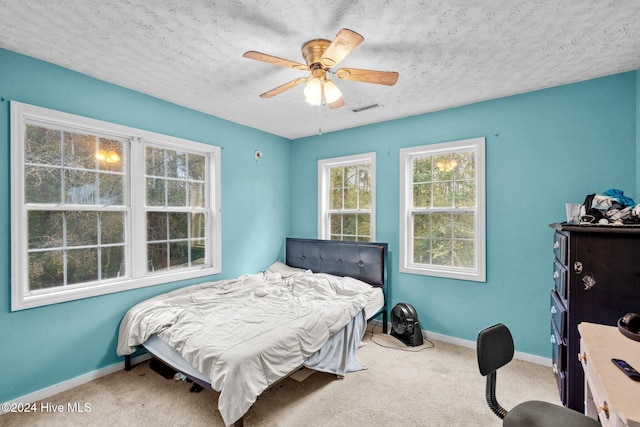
[117,270,374,426]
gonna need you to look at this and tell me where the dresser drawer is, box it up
[551,322,566,373]
[553,232,567,265]
[553,259,567,301]
[550,291,567,340]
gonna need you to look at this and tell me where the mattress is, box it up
[118,269,378,425]
[141,286,383,387]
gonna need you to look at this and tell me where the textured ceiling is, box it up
[1,0,639,139]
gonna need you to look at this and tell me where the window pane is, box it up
[343,214,356,235]
[453,213,475,239]
[28,211,63,249]
[454,240,474,268]
[169,242,188,268]
[65,169,97,205]
[330,214,342,235]
[25,166,62,204]
[413,213,430,238]
[101,212,125,244]
[67,211,98,246]
[169,213,188,239]
[188,181,205,207]
[357,214,370,236]
[64,132,96,170]
[167,180,186,206]
[412,157,431,183]
[431,213,452,238]
[454,180,475,208]
[191,240,205,266]
[360,184,371,209]
[431,239,452,266]
[67,247,98,285]
[146,178,165,206]
[25,125,61,165]
[191,213,205,239]
[413,183,431,208]
[432,182,453,207]
[188,154,205,180]
[413,238,430,264]
[330,167,344,187]
[433,154,456,180]
[97,138,124,172]
[99,173,124,205]
[147,242,168,272]
[101,246,125,279]
[345,166,357,187]
[145,147,165,177]
[330,188,343,210]
[167,150,187,179]
[29,250,64,289]
[455,151,475,180]
[147,212,168,241]
[344,187,357,209]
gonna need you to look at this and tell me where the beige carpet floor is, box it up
[0,325,560,427]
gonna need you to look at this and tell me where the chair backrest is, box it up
[477,323,515,376]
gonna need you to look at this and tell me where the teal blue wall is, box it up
[1,46,637,404]
[291,71,638,357]
[0,48,291,403]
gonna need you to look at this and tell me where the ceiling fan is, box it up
[243,28,399,109]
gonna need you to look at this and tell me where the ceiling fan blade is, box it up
[259,77,309,98]
[320,28,364,68]
[335,68,399,86]
[328,96,345,109]
[243,51,308,71]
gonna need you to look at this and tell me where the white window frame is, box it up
[10,102,221,310]
[318,152,376,241]
[399,137,486,282]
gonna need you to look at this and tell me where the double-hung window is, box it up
[11,102,221,310]
[318,153,375,241]
[399,138,485,281]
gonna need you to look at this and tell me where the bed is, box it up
[117,238,388,426]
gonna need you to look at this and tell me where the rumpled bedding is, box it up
[117,269,374,426]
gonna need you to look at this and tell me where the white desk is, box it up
[578,322,640,427]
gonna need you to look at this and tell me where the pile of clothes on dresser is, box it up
[580,189,640,225]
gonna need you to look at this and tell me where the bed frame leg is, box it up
[125,355,132,371]
[382,310,388,334]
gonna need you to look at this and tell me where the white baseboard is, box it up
[369,319,552,367]
[0,353,151,415]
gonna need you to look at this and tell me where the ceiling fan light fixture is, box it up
[304,77,322,106]
[323,79,342,104]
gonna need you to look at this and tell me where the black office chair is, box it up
[476,323,601,427]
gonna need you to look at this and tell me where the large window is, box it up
[318,153,375,241]
[399,138,485,281]
[11,102,221,310]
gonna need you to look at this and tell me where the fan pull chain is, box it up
[317,102,323,135]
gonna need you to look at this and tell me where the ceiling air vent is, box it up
[351,103,381,113]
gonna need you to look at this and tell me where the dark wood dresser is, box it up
[550,223,640,412]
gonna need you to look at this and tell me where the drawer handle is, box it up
[551,306,557,315]
[554,241,560,250]
[553,270,560,279]
[597,402,609,419]
[578,352,587,364]
[550,335,556,344]
[552,362,558,374]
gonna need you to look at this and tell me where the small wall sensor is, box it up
[254,150,262,161]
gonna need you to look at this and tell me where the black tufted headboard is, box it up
[285,238,387,288]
